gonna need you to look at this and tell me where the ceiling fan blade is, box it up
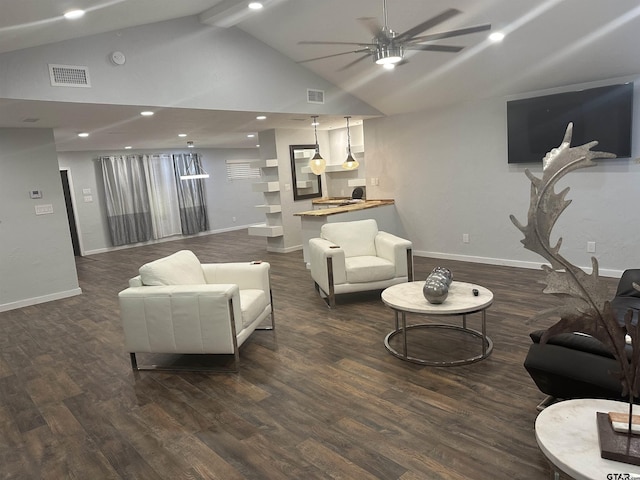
[299,40,376,47]
[358,16,383,37]
[297,48,371,64]
[338,53,373,71]
[395,8,461,43]
[408,24,492,43]
[406,44,464,53]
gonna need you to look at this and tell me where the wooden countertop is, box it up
[312,197,351,205]
[294,199,394,217]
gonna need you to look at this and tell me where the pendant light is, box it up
[309,116,326,175]
[180,151,209,180]
[342,116,359,170]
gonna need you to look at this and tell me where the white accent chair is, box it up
[309,219,413,308]
[118,250,274,372]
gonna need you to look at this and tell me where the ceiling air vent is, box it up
[48,64,91,87]
[307,89,325,105]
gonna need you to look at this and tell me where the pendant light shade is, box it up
[342,116,359,170]
[309,116,326,175]
[309,152,326,175]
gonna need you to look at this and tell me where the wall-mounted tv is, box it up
[507,83,634,164]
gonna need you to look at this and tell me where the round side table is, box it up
[536,398,640,479]
[381,281,493,366]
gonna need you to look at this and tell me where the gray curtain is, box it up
[173,153,209,235]
[100,155,153,246]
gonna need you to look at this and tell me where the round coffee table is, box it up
[536,398,640,479]
[381,281,493,366]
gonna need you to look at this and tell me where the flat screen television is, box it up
[507,83,634,164]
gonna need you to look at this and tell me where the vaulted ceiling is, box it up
[1,0,639,151]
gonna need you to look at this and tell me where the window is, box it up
[226,160,260,181]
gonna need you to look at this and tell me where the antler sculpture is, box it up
[510,122,640,401]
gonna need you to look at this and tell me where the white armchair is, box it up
[309,219,413,308]
[118,250,274,372]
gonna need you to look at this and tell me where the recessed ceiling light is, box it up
[256,115,267,120]
[178,133,187,137]
[64,9,85,20]
[489,32,505,43]
[247,134,255,138]
[140,111,154,116]
[248,2,263,10]
[77,132,89,137]
[256,144,260,148]
[125,146,132,149]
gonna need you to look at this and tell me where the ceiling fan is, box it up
[297,0,491,70]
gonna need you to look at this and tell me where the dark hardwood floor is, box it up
[0,229,604,479]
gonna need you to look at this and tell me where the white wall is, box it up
[364,79,640,277]
[0,16,380,117]
[0,128,81,311]
[57,147,263,255]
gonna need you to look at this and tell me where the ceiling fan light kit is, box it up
[298,0,491,71]
[374,44,403,65]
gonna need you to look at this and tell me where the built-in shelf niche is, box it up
[248,224,284,237]
[255,204,282,213]
[252,181,280,193]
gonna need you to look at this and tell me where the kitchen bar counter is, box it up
[295,199,394,217]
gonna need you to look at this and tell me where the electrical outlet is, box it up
[587,241,596,253]
[463,233,470,244]
[35,204,53,215]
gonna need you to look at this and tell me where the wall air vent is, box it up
[48,64,91,87]
[307,89,325,104]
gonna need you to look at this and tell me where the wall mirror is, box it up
[290,144,323,201]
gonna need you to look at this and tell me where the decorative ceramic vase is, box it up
[431,266,453,286]
[423,278,449,304]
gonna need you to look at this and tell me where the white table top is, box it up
[381,281,493,315]
[536,398,640,479]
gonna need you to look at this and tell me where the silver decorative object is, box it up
[423,278,449,304]
[423,267,453,303]
[510,122,640,429]
[432,266,453,285]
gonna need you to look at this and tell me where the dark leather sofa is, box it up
[524,269,640,407]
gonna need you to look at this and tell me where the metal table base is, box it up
[384,309,493,366]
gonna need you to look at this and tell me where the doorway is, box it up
[60,170,81,256]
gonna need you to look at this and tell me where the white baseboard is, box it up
[83,225,254,256]
[0,287,83,313]
[413,250,624,278]
[267,244,302,254]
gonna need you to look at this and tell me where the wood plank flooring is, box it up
[0,229,609,479]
